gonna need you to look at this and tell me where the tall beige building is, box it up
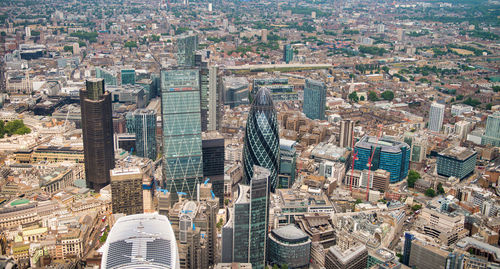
[110,167,143,215]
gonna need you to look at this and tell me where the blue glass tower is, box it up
[126,109,157,160]
[354,136,410,183]
[242,88,280,192]
[121,69,136,85]
[303,79,326,120]
[161,68,203,201]
[402,232,415,266]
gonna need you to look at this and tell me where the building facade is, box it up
[354,136,410,183]
[110,167,144,215]
[339,120,354,148]
[120,69,135,85]
[177,34,198,67]
[325,243,368,269]
[221,166,271,269]
[278,139,297,189]
[481,112,500,147]
[437,147,477,180]
[202,132,225,207]
[126,109,157,160]
[242,88,280,192]
[428,102,445,132]
[283,44,293,64]
[303,79,326,121]
[80,78,115,191]
[267,224,311,268]
[161,69,203,201]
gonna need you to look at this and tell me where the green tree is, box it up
[360,96,365,101]
[381,90,394,101]
[124,41,137,48]
[486,103,493,110]
[355,199,363,204]
[63,45,73,53]
[411,204,422,211]
[407,170,420,188]
[493,86,500,93]
[463,97,481,107]
[368,91,379,101]
[425,188,436,197]
[437,183,445,195]
[348,91,359,102]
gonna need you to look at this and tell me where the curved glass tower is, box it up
[242,88,280,192]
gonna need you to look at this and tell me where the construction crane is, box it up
[365,125,383,201]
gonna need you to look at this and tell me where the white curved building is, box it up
[100,213,179,269]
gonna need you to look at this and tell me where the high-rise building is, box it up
[207,65,220,131]
[437,147,477,180]
[428,102,445,132]
[339,120,354,148]
[481,112,500,147]
[121,69,136,85]
[267,224,311,268]
[408,237,449,269]
[110,167,144,215]
[303,79,326,121]
[168,196,219,269]
[325,243,368,269]
[100,213,179,269]
[177,34,198,67]
[80,79,115,191]
[354,136,410,183]
[278,139,297,188]
[221,166,271,269]
[126,109,157,160]
[161,69,203,201]
[202,132,225,207]
[195,53,210,131]
[242,88,280,192]
[283,44,293,64]
[402,232,414,266]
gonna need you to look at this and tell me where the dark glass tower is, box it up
[242,88,280,192]
[80,78,115,191]
[126,109,157,160]
[202,132,225,207]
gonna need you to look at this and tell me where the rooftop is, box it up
[355,136,409,153]
[438,146,476,161]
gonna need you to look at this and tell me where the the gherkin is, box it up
[242,88,280,192]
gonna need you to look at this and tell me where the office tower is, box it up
[202,132,225,207]
[110,167,144,215]
[418,206,466,246]
[402,232,414,266]
[303,79,326,121]
[221,166,271,269]
[195,53,209,131]
[126,109,157,160]
[207,65,220,131]
[177,34,198,67]
[408,238,449,269]
[267,225,311,268]
[80,79,115,191]
[168,197,219,269]
[437,147,477,180]
[242,88,280,192]
[482,112,500,147]
[354,136,410,183]
[283,44,293,64]
[121,69,136,85]
[161,69,203,201]
[96,67,118,86]
[428,102,445,132]
[339,120,354,148]
[100,213,179,269]
[325,243,368,269]
[278,139,297,188]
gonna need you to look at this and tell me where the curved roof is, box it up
[253,88,274,109]
[100,213,179,269]
[270,224,310,244]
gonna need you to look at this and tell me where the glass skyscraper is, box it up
[303,79,326,120]
[428,102,445,132]
[278,139,297,188]
[126,109,157,160]
[242,88,280,192]
[354,136,410,183]
[177,34,198,67]
[221,166,271,269]
[481,112,500,147]
[161,68,203,201]
[95,67,117,86]
[283,44,293,64]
